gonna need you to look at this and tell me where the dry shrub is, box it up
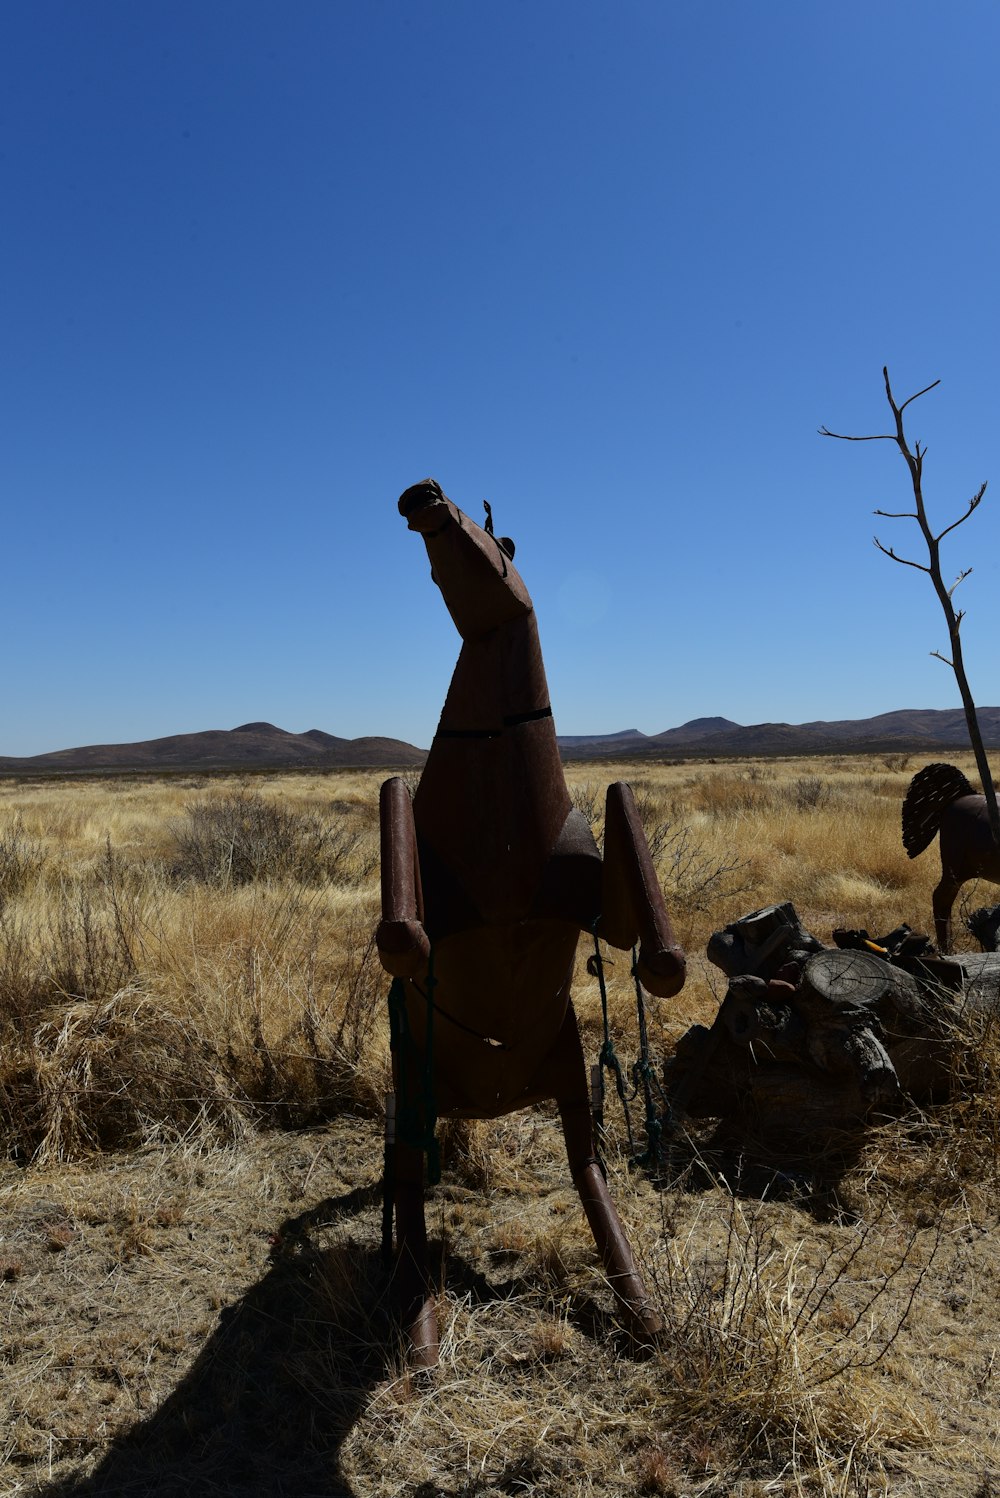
[0,986,247,1162]
[569,779,602,828]
[0,886,138,1038]
[600,780,757,923]
[861,1004,1000,1214]
[171,790,363,888]
[0,816,46,904]
[883,753,913,772]
[48,879,139,1002]
[792,774,831,811]
[656,822,755,916]
[228,919,389,1124]
[638,1190,941,1485]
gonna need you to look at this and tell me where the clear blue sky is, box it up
[3,1,998,756]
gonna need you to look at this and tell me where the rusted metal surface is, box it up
[376,478,685,1364]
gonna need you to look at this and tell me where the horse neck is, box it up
[438,608,551,732]
[414,610,572,924]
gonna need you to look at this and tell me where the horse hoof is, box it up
[624,1302,662,1353]
[637,945,686,998]
[406,1295,440,1369]
[376,918,431,977]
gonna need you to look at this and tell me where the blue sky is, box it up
[3,1,998,756]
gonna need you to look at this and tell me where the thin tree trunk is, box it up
[821,369,1000,846]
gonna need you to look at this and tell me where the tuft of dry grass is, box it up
[0,985,248,1162]
[0,773,390,1156]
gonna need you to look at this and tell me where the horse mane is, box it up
[901,762,977,858]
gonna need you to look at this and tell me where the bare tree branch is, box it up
[936,482,987,543]
[896,376,942,414]
[823,369,999,849]
[873,538,929,572]
[818,426,895,442]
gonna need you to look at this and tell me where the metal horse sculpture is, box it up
[376,478,685,1366]
[903,763,1000,951]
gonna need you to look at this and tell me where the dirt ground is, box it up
[3,1105,1000,1498]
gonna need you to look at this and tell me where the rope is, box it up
[380,1092,395,1267]
[629,947,668,1168]
[589,925,669,1171]
[589,926,637,1162]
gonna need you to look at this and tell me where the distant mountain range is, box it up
[0,722,426,774]
[2,708,998,775]
[556,709,1000,759]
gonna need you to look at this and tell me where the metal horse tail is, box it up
[902,762,976,859]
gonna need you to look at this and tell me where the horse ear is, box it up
[498,536,516,560]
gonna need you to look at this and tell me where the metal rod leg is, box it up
[392,1141,439,1368]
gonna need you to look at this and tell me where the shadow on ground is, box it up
[36,1181,632,1498]
[655,1118,868,1224]
[40,1184,393,1498]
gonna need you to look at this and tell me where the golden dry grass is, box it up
[1,755,999,1496]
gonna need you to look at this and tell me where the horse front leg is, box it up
[550,1004,662,1343]
[390,1054,439,1368]
[599,782,685,997]
[933,873,961,954]
[376,777,431,979]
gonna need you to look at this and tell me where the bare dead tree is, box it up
[820,367,999,844]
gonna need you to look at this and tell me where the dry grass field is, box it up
[2,755,999,1497]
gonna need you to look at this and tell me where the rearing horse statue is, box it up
[376,478,685,1366]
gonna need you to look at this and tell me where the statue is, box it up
[375,479,685,1365]
[902,763,1000,951]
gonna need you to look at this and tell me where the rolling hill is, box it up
[0,722,426,774]
[3,707,999,774]
[556,708,1000,759]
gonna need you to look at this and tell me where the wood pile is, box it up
[666,903,1000,1142]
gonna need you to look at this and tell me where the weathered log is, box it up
[707,901,826,981]
[720,976,805,1061]
[668,1011,896,1138]
[954,951,1000,1010]
[666,930,1000,1142]
[798,948,935,1025]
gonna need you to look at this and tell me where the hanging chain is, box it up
[589,924,670,1170]
[589,924,638,1161]
[628,948,669,1169]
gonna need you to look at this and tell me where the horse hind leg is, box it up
[552,1007,661,1342]
[391,1129,439,1368]
[560,1100,662,1342]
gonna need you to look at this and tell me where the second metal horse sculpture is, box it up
[376,478,686,1366]
[903,763,1000,951]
